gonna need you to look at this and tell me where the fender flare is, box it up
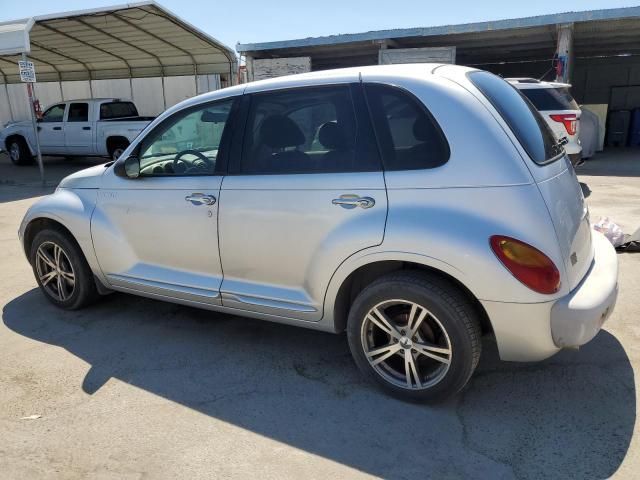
[321,249,479,329]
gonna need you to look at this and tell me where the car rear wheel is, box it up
[30,229,98,310]
[109,142,128,161]
[347,271,481,402]
[7,137,34,166]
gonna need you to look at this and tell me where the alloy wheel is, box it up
[361,299,452,390]
[9,143,20,162]
[35,241,76,302]
[112,148,124,161]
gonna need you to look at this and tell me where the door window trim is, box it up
[125,96,241,178]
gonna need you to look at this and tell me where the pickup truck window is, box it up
[100,102,138,120]
[68,103,89,122]
[41,104,66,123]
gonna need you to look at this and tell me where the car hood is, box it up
[58,164,109,189]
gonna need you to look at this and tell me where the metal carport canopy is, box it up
[0,1,237,84]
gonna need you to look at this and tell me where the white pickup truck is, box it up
[0,98,155,165]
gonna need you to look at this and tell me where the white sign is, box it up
[18,60,36,83]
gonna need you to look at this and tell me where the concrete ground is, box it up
[0,149,639,479]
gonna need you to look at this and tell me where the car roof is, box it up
[505,78,571,89]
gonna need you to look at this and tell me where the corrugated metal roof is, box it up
[237,6,640,53]
[0,1,237,84]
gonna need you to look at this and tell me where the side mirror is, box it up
[114,156,140,178]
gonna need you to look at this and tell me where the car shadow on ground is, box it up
[3,289,636,479]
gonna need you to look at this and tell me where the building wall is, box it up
[573,56,640,107]
[0,74,222,125]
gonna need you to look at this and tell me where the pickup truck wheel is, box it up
[30,229,98,310]
[346,271,481,403]
[109,143,128,161]
[7,138,34,166]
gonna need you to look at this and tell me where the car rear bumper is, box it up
[550,231,618,348]
[482,230,618,362]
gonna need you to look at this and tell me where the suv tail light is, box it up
[490,236,561,294]
[549,114,577,135]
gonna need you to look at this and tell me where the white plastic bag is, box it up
[593,217,625,247]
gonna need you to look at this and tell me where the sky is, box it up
[0,0,638,51]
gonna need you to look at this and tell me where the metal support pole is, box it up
[22,53,45,186]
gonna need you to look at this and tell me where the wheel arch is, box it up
[106,136,130,155]
[327,254,492,336]
[5,133,35,155]
[23,216,77,258]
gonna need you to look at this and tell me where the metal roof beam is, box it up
[73,17,165,75]
[30,40,92,79]
[37,21,133,76]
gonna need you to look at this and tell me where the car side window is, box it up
[41,104,66,123]
[67,103,89,122]
[137,99,234,176]
[240,85,380,174]
[364,84,449,170]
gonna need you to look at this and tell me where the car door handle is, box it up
[332,195,375,209]
[185,193,216,206]
[53,126,62,131]
[82,126,91,130]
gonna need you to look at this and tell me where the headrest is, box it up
[259,115,305,149]
[318,121,347,150]
[413,116,432,142]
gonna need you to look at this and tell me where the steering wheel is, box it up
[173,149,214,174]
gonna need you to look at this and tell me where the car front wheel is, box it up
[347,271,481,402]
[30,229,98,310]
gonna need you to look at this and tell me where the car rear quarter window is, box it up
[520,87,579,111]
[468,71,562,165]
[364,83,449,170]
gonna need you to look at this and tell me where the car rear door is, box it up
[218,82,387,321]
[64,102,94,155]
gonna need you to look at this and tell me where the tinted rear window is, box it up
[100,102,138,120]
[520,87,579,111]
[468,71,563,164]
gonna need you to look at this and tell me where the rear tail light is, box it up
[550,114,577,135]
[490,236,561,294]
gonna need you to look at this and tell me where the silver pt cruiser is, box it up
[19,64,619,402]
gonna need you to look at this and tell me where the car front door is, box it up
[218,83,387,321]
[38,103,67,154]
[64,102,94,155]
[92,97,238,305]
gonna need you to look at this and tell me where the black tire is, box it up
[347,271,481,403]
[29,228,98,310]
[7,137,34,166]
[108,141,129,161]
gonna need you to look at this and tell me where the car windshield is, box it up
[520,87,579,111]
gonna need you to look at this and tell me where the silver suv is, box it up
[19,65,618,402]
